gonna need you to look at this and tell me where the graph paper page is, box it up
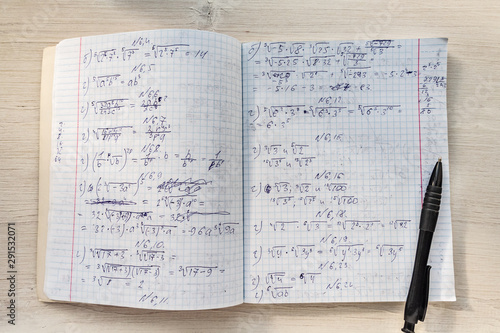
[242,39,455,303]
[45,30,243,310]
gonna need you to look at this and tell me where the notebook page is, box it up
[45,30,243,310]
[242,39,454,303]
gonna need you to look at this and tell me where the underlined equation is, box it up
[242,39,449,303]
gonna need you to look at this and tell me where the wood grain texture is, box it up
[0,0,499,331]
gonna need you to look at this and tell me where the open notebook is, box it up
[38,29,455,310]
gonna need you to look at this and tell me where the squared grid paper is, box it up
[45,30,244,310]
[242,38,455,303]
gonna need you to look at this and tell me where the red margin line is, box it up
[70,37,83,301]
[417,39,423,204]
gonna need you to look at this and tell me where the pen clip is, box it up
[418,265,431,322]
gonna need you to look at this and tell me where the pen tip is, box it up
[438,157,442,162]
[430,159,443,187]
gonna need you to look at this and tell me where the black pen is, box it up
[402,159,443,333]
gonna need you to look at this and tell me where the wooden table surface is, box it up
[1,0,499,332]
